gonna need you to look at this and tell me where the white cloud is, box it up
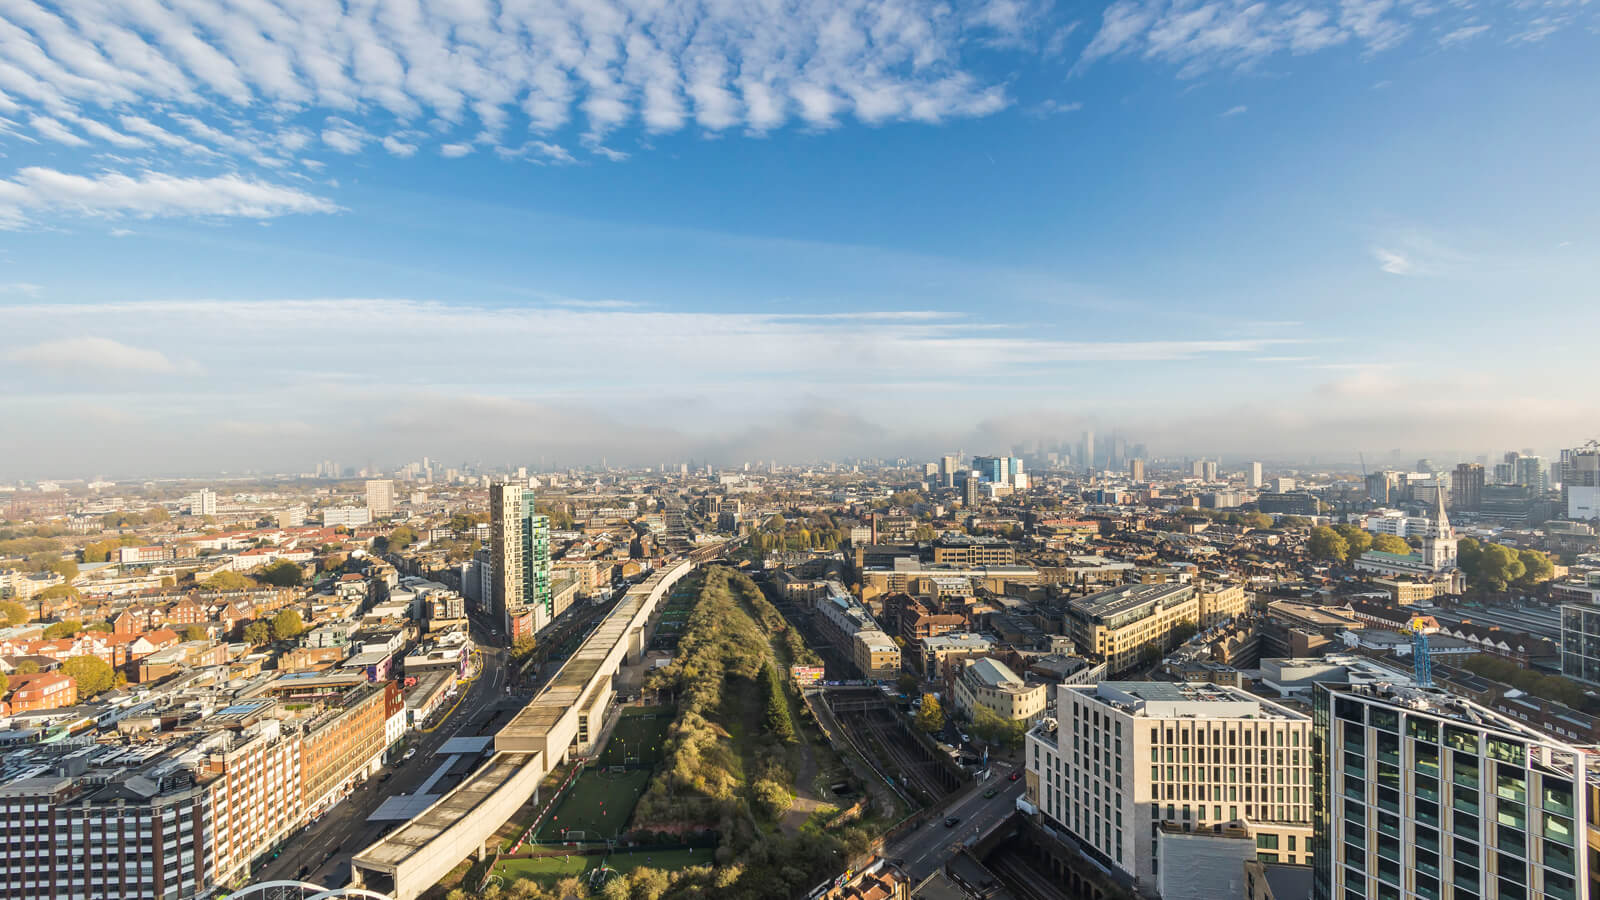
[1073,0,1556,76]
[439,142,474,158]
[0,167,339,229]
[0,282,43,295]
[381,136,417,158]
[1438,24,1490,46]
[4,337,192,374]
[321,118,371,154]
[1221,105,1248,117]
[30,115,88,146]
[0,0,1044,165]
[1026,99,1085,118]
[1373,248,1414,275]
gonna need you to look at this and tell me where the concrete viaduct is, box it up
[347,555,701,899]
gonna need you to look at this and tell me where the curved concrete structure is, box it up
[226,880,394,900]
[349,556,701,900]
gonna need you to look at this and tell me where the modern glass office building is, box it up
[1312,683,1598,900]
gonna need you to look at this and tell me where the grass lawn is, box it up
[535,769,652,840]
[597,709,672,766]
[495,848,708,885]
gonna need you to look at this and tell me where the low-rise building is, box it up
[851,629,900,680]
[952,656,1048,725]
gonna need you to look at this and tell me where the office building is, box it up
[1516,456,1547,494]
[1258,492,1318,517]
[931,534,1016,566]
[952,657,1049,725]
[1197,582,1250,627]
[1082,430,1096,472]
[1250,461,1264,489]
[1311,682,1598,900]
[365,479,395,518]
[1560,581,1600,686]
[1561,445,1600,520]
[490,482,553,638]
[1027,682,1314,890]
[1130,458,1146,482]
[1452,463,1484,512]
[1066,582,1199,673]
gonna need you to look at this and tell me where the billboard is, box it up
[790,665,825,686]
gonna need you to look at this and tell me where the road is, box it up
[885,770,1027,881]
[250,640,511,888]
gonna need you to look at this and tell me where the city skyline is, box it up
[3,1,1598,474]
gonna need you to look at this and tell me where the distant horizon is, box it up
[2,440,1581,485]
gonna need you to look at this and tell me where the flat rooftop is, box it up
[356,751,537,868]
[1070,582,1191,619]
[1079,681,1308,721]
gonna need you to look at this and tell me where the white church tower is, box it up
[1420,487,1459,572]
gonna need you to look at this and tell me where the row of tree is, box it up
[1307,524,1413,563]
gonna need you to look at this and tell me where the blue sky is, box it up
[1,0,1597,477]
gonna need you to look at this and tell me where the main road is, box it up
[884,769,1027,881]
[250,638,511,887]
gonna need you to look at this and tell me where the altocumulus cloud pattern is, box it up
[0,0,1589,228]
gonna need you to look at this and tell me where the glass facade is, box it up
[1314,686,1594,900]
[1560,605,1600,685]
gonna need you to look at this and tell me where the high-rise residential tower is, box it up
[1250,461,1264,489]
[1312,682,1597,900]
[490,482,552,639]
[365,479,395,518]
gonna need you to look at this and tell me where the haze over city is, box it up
[2,0,1598,476]
[3,6,1600,900]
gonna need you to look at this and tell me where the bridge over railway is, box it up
[342,553,717,900]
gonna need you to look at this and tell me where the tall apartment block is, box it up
[1312,682,1597,900]
[1026,682,1314,891]
[365,479,395,518]
[490,482,552,639]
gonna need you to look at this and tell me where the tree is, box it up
[62,655,114,698]
[1474,543,1525,592]
[183,625,210,642]
[43,619,82,640]
[1332,524,1373,557]
[1515,549,1555,588]
[14,661,40,674]
[512,635,538,660]
[1308,526,1349,564]
[271,609,305,641]
[204,570,255,592]
[243,621,271,645]
[387,525,419,551]
[35,584,80,603]
[972,706,1026,750]
[0,600,28,626]
[896,672,919,695]
[761,661,795,742]
[914,694,945,733]
[0,670,7,694]
[258,560,304,587]
[1370,533,1412,555]
[1241,512,1274,530]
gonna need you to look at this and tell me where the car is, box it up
[943,816,961,828]
[403,749,416,761]
[983,788,998,798]
[959,733,970,743]
[1008,771,1022,781]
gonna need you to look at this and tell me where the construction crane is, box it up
[1408,616,1433,688]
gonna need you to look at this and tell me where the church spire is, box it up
[1434,480,1452,538]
